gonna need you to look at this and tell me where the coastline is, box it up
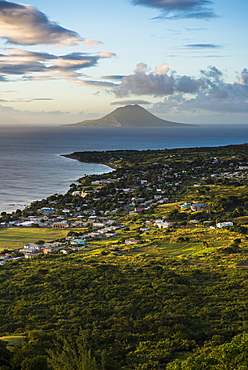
[2,142,248,215]
[1,123,248,214]
[61,154,117,170]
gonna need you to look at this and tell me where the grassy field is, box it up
[83,225,247,259]
[0,227,84,251]
[1,215,247,258]
[0,336,26,349]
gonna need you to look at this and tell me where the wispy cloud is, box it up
[111,99,152,105]
[102,75,126,80]
[185,43,222,49]
[0,0,100,46]
[0,48,117,85]
[0,103,92,124]
[0,97,53,103]
[131,0,217,20]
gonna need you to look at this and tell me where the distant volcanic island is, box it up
[68,105,193,127]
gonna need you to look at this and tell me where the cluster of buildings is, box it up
[1,150,247,264]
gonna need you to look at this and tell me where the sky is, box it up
[0,0,247,125]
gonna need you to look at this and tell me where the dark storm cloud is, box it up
[131,0,217,19]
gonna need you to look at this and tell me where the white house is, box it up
[216,222,233,228]
[155,220,174,228]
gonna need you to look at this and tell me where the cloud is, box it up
[237,68,248,85]
[114,62,205,97]
[0,97,53,103]
[77,80,118,87]
[84,39,102,48]
[97,51,116,58]
[111,99,152,105]
[185,43,222,49]
[113,63,248,114]
[0,103,94,124]
[131,0,217,19]
[0,48,116,85]
[0,0,100,46]
[102,75,126,80]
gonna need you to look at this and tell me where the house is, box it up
[140,227,150,233]
[155,220,174,228]
[72,191,81,196]
[19,245,41,255]
[51,221,69,229]
[23,243,41,250]
[70,239,86,246]
[190,203,206,212]
[43,247,59,254]
[41,207,55,214]
[125,239,140,245]
[60,248,74,254]
[216,222,234,229]
[180,202,191,210]
[15,221,35,227]
[238,166,248,170]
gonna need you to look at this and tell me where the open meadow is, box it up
[0,227,85,251]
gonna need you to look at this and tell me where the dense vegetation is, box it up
[0,144,248,369]
[1,251,248,369]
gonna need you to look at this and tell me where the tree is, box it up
[47,333,105,370]
[20,356,48,370]
[0,339,11,369]
[166,333,248,370]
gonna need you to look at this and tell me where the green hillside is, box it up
[0,144,248,369]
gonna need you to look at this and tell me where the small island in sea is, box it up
[66,104,194,127]
[0,144,248,369]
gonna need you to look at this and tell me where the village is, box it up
[0,146,247,264]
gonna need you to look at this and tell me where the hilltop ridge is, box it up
[68,104,190,127]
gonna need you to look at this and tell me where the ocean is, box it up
[0,124,247,213]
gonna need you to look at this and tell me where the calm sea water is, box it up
[0,124,247,213]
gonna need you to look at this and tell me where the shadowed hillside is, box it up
[69,104,190,127]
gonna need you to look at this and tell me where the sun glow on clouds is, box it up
[0,0,100,46]
[0,1,118,94]
[0,48,117,85]
[113,63,248,114]
[0,0,247,124]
